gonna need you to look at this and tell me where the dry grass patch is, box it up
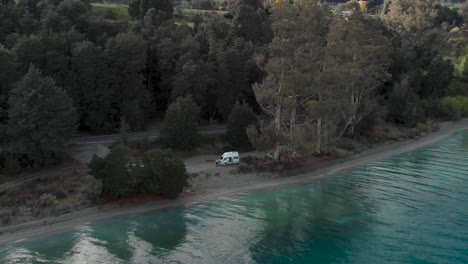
[0,169,101,226]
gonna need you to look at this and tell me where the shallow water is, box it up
[1,132,468,264]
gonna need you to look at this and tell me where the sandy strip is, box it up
[0,119,467,246]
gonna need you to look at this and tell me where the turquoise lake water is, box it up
[1,132,468,264]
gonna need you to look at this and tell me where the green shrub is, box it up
[93,144,132,200]
[438,96,468,120]
[143,149,188,198]
[460,97,468,117]
[387,80,425,126]
[409,122,428,139]
[447,80,468,96]
[89,144,189,200]
[88,154,106,178]
[415,122,428,132]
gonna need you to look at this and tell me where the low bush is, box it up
[143,149,188,199]
[89,145,189,200]
[415,122,428,132]
[437,96,468,121]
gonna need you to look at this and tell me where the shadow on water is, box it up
[0,230,76,264]
[131,208,187,251]
[245,180,374,264]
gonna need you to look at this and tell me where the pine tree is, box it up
[68,41,115,133]
[161,95,200,150]
[8,65,77,167]
[105,32,152,130]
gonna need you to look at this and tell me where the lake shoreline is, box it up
[0,118,467,246]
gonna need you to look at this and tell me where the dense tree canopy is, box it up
[0,0,466,167]
[8,65,77,167]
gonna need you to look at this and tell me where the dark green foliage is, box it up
[387,78,425,126]
[4,156,21,176]
[215,38,258,117]
[420,57,454,99]
[434,4,463,26]
[128,0,173,20]
[383,0,456,126]
[448,79,468,96]
[55,0,91,32]
[230,0,273,44]
[226,103,258,147]
[12,33,76,87]
[68,41,115,132]
[171,57,215,111]
[104,9,118,20]
[437,96,468,120]
[0,0,20,43]
[0,0,465,170]
[142,149,188,198]
[161,96,200,150]
[8,65,77,167]
[192,0,215,10]
[0,47,17,126]
[105,32,152,130]
[88,153,106,178]
[85,17,123,44]
[91,146,188,200]
[99,144,132,199]
[18,11,39,36]
[16,0,43,19]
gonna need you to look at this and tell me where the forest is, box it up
[1,0,468,169]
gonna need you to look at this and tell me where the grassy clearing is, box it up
[182,9,226,17]
[91,3,130,22]
[438,2,462,9]
[91,3,227,26]
[326,0,461,10]
[176,9,227,27]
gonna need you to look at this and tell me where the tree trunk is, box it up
[209,111,217,125]
[274,143,280,161]
[290,107,296,134]
[316,118,322,155]
[273,105,282,161]
[275,105,281,131]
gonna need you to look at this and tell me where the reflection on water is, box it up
[1,132,468,264]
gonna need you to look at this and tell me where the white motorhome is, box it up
[216,152,240,166]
